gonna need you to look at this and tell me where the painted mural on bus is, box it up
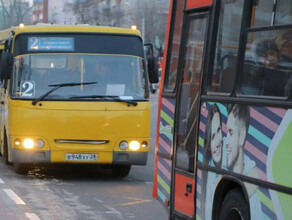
[197,102,292,220]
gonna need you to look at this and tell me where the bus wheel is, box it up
[3,134,11,165]
[219,189,249,220]
[111,165,131,177]
[14,163,31,175]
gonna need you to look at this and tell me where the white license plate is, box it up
[65,153,97,161]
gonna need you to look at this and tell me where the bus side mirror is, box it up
[147,56,159,83]
[144,43,159,84]
[0,52,13,82]
[0,53,6,81]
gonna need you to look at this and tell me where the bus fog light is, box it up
[35,139,44,148]
[141,141,148,148]
[23,138,34,149]
[119,141,128,150]
[14,139,21,146]
[129,141,140,151]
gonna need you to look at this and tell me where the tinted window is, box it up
[210,0,244,93]
[164,0,184,91]
[176,14,208,173]
[275,0,292,25]
[240,28,292,97]
[252,0,292,27]
[253,0,274,27]
[11,54,146,100]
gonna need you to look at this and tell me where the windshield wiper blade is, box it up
[70,95,138,106]
[32,82,97,106]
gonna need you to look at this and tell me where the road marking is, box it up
[0,178,4,184]
[111,196,152,207]
[104,205,124,219]
[25,213,41,220]
[3,189,25,205]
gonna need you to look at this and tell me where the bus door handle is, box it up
[184,182,192,196]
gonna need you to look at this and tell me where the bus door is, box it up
[153,0,184,214]
[171,11,209,219]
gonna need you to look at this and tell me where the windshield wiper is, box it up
[69,95,138,106]
[32,82,97,106]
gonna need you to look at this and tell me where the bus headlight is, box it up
[23,138,34,149]
[14,139,21,146]
[129,141,140,151]
[119,141,128,150]
[141,141,148,148]
[35,139,44,148]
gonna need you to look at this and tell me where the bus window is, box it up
[176,14,208,173]
[252,0,292,26]
[164,0,184,91]
[240,28,292,97]
[253,0,274,27]
[275,0,292,25]
[210,0,244,93]
[11,54,146,100]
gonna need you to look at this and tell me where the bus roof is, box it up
[0,24,142,42]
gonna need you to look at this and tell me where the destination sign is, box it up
[28,37,74,51]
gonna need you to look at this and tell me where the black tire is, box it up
[111,165,131,178]
[219,189,250,220]
[14,163,31,175]
[3,133,11,165]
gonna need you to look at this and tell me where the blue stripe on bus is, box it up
[263,213,272,220]
[250,118,275,139]
[157,169,170,186]
[198,145,204,154]
[259,187,271,199]
[158,156,171,171]
[157,161,171,181]
[158,180,170,197]
[198,151,203,163]
[261,203,277,220]
[161,103,175,118]
[159,131,173,146]
[157,188,167,205]
[248,125,271,147]
[254,107,283,125]
[245,151,266,173]
[247,135,269,155]
[160,116,172,127]
[158,145,170,155]
[199,130,205,140]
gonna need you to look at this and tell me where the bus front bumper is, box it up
[11,149,148,165]
[11,149,51,163]
[113,152,148,165]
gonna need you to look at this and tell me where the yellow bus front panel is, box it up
[8,99,150,164]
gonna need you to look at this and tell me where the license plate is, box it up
[65,153,97,161]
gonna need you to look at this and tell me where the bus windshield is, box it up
[11,54,146,100]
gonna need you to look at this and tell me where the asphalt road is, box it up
[0,91,169,220]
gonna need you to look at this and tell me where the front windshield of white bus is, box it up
[11,54,146,100]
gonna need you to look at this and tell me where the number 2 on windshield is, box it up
[20,81,35,97]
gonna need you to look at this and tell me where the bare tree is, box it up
[0,0,33,29]
[66,0,105,25]
[132,0,168,53]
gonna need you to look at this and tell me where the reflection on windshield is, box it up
[11,54,146,100]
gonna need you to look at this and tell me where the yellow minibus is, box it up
[0,24,157,176]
